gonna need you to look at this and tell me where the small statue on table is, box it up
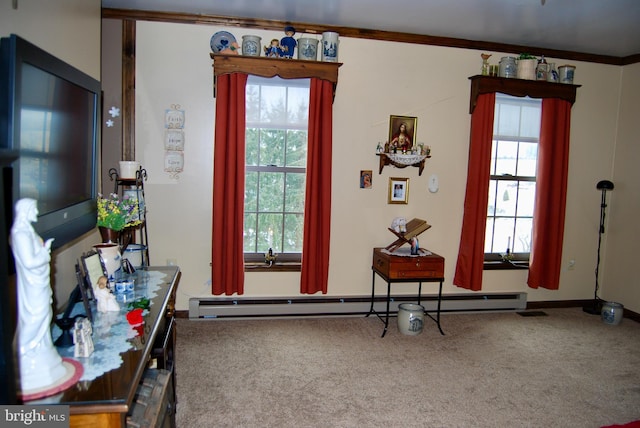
[95,275,120,313]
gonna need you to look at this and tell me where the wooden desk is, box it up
[368,248,445,337]
[27,266,180,428]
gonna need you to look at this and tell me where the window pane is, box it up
[284,213,304,252]
[245,171,258,212]
[258,172,284,212]
[485,218,495,253]
[286,130,307,167]
[516,142,537,177]
[287,86,310,124]
[260,86,287,123]
[260,129,286,166]
[494,217,515,253]
[513,218,533,252]
[495,180,517,217]
[487,180,497,216]
[494,140,518,176]
[285,173,305,212]
[244,213,257,252]
[258,213,283,252]
[517,181,536,217]
[520,105,542,138]
[246,128,259,166]
[496,103,520,135]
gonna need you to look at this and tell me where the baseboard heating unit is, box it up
[189,292,527,320]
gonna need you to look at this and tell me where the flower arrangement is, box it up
[97,193,142,231]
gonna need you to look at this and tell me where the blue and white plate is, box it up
[210,31,237,53]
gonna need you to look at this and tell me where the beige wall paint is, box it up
[605,62,640,311]
[131,21,638,313]
[1,0,102,309]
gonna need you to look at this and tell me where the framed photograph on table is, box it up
[388,177,409,204]
[388,115,417,152]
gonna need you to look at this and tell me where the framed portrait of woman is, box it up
[388,177,409,204]
[388,115,417,152]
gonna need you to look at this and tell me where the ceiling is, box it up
[102,0,640,59]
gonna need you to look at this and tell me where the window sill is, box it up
[244,263,301,272]
[484,260,529,270]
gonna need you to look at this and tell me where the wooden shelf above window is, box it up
[211,54,342,97]
[468,75,581,113]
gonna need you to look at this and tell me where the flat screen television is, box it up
[0,34,100,250]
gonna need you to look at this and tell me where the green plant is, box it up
[97,193,142,231]
[518,53,537,60]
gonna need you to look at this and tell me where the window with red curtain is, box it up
[210,57,340,296]
[455,77,577,291]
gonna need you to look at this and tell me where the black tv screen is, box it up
[1,34,100,250]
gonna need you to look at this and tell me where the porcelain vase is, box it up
[94,243,121,277]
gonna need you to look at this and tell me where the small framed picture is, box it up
[360,170,372,189]
[388,177,409,204]
[389,115,417,152]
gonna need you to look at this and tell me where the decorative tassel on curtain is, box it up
[453,93,495,291]
[211,73,248,295]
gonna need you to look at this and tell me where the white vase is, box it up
[297,37,318,61]
[94,243,122,278]
[321,32,339,62]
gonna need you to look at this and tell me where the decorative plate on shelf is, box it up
[210,31,237,53]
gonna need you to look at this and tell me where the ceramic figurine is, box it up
[73,317,94,358]
[280,26,297,58]
[95,275,120,313]
[410,237,420,255]
[264,39,283,57]
[10,198,67,391]
[219,41,240,55]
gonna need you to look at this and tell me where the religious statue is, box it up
[10,198,67,391]
[94,275,120,313]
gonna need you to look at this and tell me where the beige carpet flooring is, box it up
[174,308,640,427]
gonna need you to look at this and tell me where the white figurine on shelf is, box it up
[95,275,120,312]
[10,198,67,391]
[73,317,94,358]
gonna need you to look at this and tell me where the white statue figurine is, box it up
[10,198,67,391]
[95,275,120,312]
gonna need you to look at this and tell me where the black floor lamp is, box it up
[583,179,614,315]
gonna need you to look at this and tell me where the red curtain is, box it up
[453,93,495,291]
[300,78,334,294]
[211,73,248,295]
[527,98,572,290]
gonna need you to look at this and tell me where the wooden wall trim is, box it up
[102,8,637,66]
[122,20,136,161]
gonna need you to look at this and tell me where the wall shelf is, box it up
[211,54,342,97]
[377,153,431,176]
[468,75,581,113]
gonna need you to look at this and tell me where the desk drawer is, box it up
[373,248,444,280]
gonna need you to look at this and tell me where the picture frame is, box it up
[81,250,107,298]
[388,177,409,204]
[360,170,372,189]
[388,115,417,151]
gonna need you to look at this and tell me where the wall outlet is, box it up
[167,258,177,266]
[568,259,576,270]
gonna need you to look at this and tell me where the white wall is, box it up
[130,21,637,312]
[1,0,102,309]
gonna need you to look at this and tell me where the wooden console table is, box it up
[368,248,445,337]
[26,266,180,428]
